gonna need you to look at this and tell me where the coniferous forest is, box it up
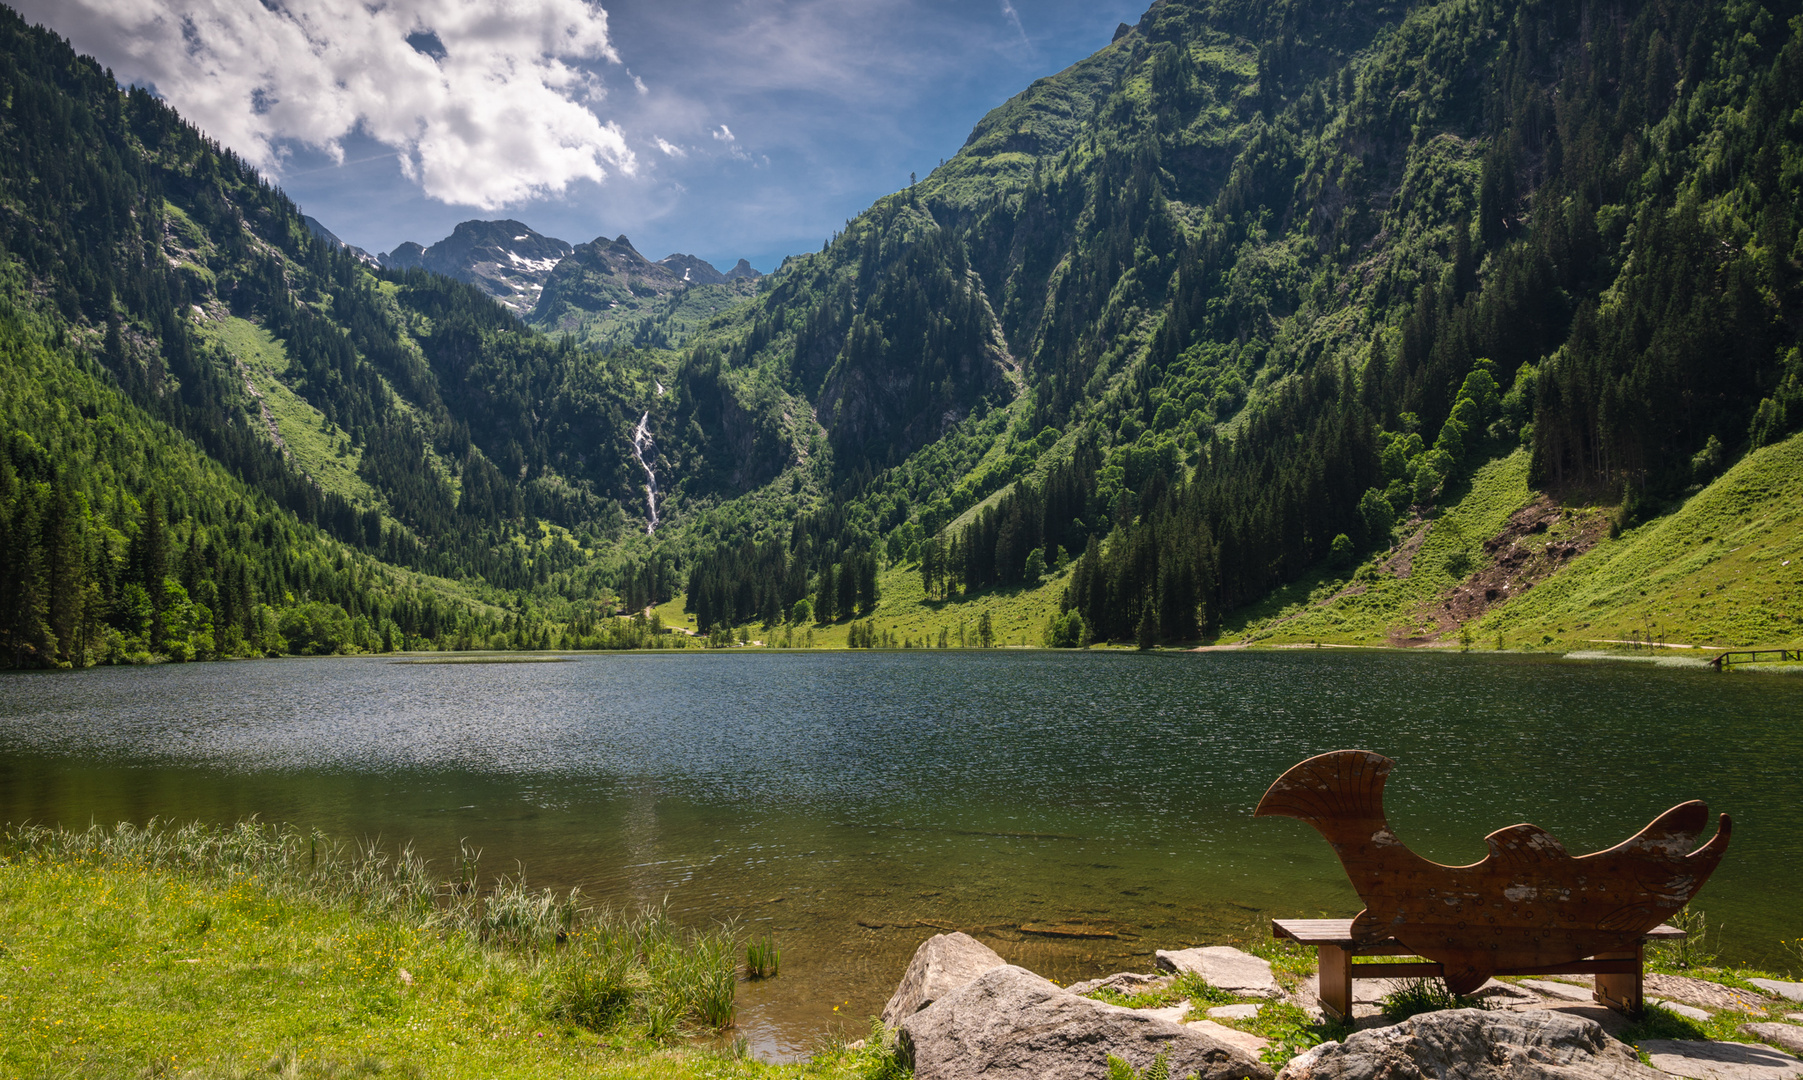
[1,0,1799,665]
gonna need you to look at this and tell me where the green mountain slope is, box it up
[663,0,1803,643]
[1480,432,1803,650]
[3,0,1800,661]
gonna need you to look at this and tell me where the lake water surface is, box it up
[1,650,1798,1058]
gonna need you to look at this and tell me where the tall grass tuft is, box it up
[1379,978,1490,1021]
[3,818,742,1041]
[544,903,738,1036]
[747,930,782,979]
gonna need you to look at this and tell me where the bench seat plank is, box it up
[1272,918,1684,947]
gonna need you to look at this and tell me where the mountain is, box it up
[1,0,1799,668]
[657,253,727,285]
[525,236,761,353]
[378,220,573,315]
[301,215,374,264]
[665,0,1803,642]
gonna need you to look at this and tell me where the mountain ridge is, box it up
[0,0,1799,668]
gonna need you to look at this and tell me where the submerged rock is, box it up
[1277,1008,1658,1080]
[898,964,1273,1080]
[881,931,1008,1025]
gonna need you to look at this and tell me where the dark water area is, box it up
[1,649,1798,1059]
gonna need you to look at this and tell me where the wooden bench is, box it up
[1273,918,1686,1020]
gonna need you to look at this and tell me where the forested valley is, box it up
[2,0,1799,665]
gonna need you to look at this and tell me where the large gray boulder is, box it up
[1157,946,1283,998]
[882,932,1009,1025]
[1277,1008,1659,1080]
[898,964,1273,1080]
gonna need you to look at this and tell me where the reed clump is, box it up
[747,930,782,979]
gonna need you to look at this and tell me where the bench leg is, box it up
[1593,946,1643,1013]
[1318,944,1353,1021]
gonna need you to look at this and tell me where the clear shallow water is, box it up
[1,650,1798,1058]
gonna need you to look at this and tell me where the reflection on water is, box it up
[1,650,1798,1059]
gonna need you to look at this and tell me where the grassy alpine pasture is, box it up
[1477,432,1803,652]
[0,822,900,1080]
[1233,431,1803,655]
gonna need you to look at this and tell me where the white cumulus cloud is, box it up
[26,0,637,209]
[712,124,735,142]
[653,137,686,157]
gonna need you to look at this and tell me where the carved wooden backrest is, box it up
[1255,750,1731,993]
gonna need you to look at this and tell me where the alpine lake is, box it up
[1,649,1798,1060]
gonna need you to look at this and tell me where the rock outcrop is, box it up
[1277,1009,1660,1080]
[882,932,1008,1025]
[898,964,1274,1080]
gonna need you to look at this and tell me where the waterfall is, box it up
[631,411,660,534]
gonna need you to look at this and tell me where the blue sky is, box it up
[19,0,1146,273]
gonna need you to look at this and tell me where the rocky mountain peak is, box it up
[378,219,572,314]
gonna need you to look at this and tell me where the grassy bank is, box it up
[0,821,897,1079]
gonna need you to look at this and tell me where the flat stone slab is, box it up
[1140,1001,1191,1025]
[1651,1000,1715,1023]
[1648,975,1769,1012]
[1211,1003,1265,1020]
[1187,1019,1271,1055]
[1523,979,1598,1002]
[1156,946,1282,998]
[1640,1041,1803,1080]
[1742,1025,1803,1057]
[1067,971,1172,996]
[1476,979,1542,1003]
[1749,981,1803,1004]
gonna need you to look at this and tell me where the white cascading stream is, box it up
[631,411,660,534]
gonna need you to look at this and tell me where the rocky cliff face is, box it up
[656,253,727,285]
[378,220,573,315]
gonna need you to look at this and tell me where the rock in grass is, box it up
[898,964,1273,1080]
[1748,981,1803,1004]
[1155,946,1282,998]
[1649,999,1714,1023]
[882,931,1007,1025]
[1742,1023,1803,1056]
[1067,971,1171,996]
[1277,1008,1658,1080]
[1639,1040,1803,1080]
[1648,974,1769,1012]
